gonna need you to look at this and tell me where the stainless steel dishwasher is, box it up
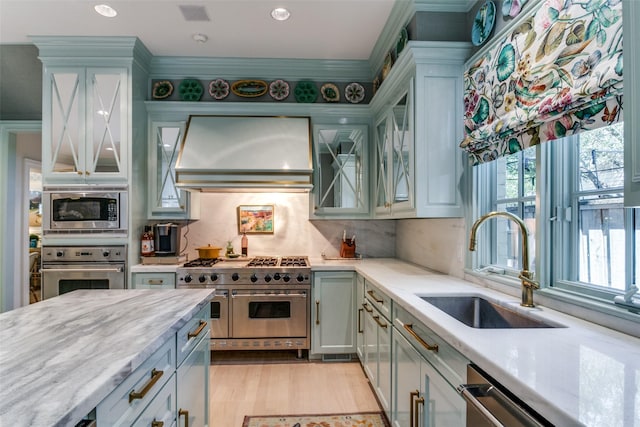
[458,364,553,427]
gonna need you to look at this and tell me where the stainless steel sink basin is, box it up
[421,295,563,329]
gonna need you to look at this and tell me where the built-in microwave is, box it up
[42,186,128,235]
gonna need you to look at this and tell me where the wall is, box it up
[395,218,467,278]
[0,45,42,120]
[176,192,396,261]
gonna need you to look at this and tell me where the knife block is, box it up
[340,241,356,258]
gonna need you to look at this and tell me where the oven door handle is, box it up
[41,267,124,273]
[231,291,307,298]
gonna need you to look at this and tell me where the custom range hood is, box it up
[175,115,313,191]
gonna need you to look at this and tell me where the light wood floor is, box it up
[209,357,382,427]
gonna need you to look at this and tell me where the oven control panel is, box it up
[42,246,127,262]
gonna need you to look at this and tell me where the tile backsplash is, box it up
[176,192,396,260]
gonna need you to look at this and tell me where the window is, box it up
[474,123,638,304]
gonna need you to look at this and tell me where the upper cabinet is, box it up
[624,0,640,207]
[371,42,471,218]
[148,121,200,220]
[42,67,129,184]
[311,124,369,218]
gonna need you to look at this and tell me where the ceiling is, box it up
[0,0,400,60]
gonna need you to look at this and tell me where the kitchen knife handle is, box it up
[315,300,320,325]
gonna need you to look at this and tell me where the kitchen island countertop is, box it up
[0,289,214,427]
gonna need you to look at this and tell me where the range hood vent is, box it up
[175,115,313,191]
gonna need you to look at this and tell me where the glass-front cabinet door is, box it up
[43,67,128,183]
[312,124,369,217]
[148,121,199,219]
[374,83,414,217]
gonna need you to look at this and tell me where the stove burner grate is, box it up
[280,256,309,267]
[247,256,279,267]
[182,258,222,268]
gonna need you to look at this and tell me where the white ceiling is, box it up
[0,0,401,60]
[0,0,478,60]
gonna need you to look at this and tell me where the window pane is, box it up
[496,155,518,200]
[578,123,624,191]
[577,194,624,289]
[494,202,536,271]
[523,149,536,198]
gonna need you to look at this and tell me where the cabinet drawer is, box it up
[393,305,468,387]
[132,373,176,427]
[132,273,176,289]
[364,281,392,321]
[97,338,175,426]
[177,303,211,366]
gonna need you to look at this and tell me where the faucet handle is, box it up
[519,271,539,290]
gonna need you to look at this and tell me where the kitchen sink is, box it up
[421,295,563,329]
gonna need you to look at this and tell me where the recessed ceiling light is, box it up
[270,7,291,21]
[94,4,117,18]
[192,33,208,43]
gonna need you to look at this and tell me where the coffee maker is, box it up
[153,223,180,256]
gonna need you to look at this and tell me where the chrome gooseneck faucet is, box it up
[469,211,539,307]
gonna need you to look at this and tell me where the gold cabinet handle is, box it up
[404,323,438,352]
[147,279,164,285]
[151,420,164,427]
[187,320,207,339]
[178,408,189,427]
[373,315,387,329]
[362,302,373,313]
[77,171,83,175]
[410,390,419,427]
[357,308,363,333]
[315,300,320,325]
[128,368,163,403]
[85,170,90,175]
[367,290,384,304]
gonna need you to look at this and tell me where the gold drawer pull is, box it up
[367,290,384,304]
[410,390,419,427]
[373,315,387,329]
[128,368,164,403]
[404,323,438,352]
[151,420,164,427]
[362,302,373,313]
[179,408,189,427]
[147,279,164,285]
[187,320,207,339]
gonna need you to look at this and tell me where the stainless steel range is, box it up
[176,256,311,356]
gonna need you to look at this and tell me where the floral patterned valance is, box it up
[460,0,623,165]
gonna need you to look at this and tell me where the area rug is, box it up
[242,411,389,427]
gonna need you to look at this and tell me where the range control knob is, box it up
[210,273,218,282]
[251,274,258,283]
[102,250,110,257]
[273,273,281,281]
[199,274,206,283]
[264,274,272,283]
[283,274,291,282]
[296,274,305,282]
[56,251,64,257]
[184,274,193,283]
[232,273,240,281]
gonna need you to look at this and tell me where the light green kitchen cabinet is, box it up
[356,274,365,362]
[392,304,467,427]
[41,66,129,184]
[624,0,640,207]
[131,272,176,289]
[131,373,177,427]
[371,42,471,219]
[311,124,369,218]
[311,271,357,355]
[148,121,200,220]
[391,329,465,427]
[362,281,392,418]
[176,324,210,427]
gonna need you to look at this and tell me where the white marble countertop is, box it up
[0,289,214,427]
[314,258,640,427]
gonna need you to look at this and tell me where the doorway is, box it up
[26,159,42,304]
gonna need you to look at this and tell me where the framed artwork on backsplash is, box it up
[237,205,274,234]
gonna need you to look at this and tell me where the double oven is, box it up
[176,256,311,356]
